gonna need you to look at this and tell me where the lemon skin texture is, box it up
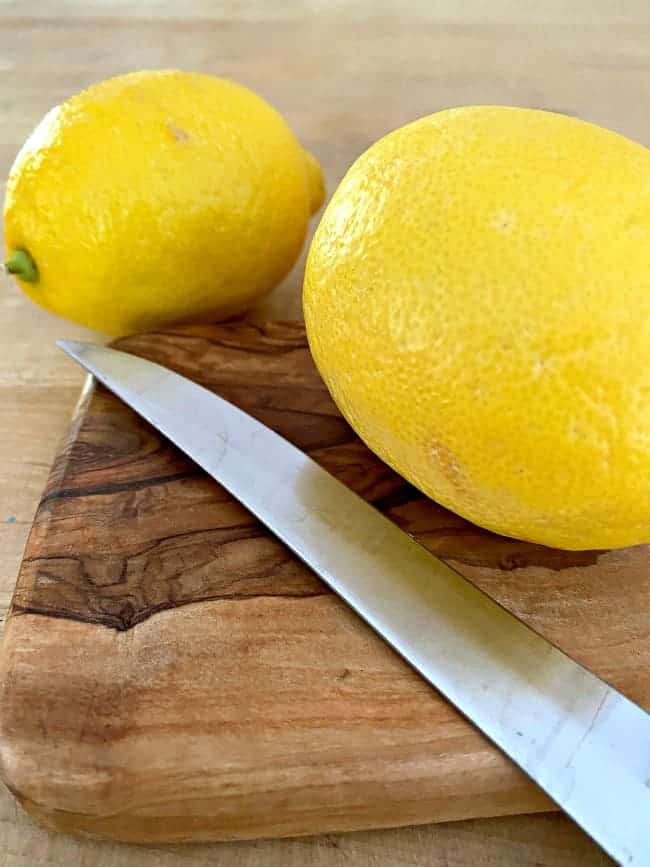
[304,106,650,550]
[4,70,325,335]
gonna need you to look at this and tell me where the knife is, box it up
[58,340,649,866]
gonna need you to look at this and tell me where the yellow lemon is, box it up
[3,70,325,335]
[304,106,650,550]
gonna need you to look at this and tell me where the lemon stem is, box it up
[4,249,39,283]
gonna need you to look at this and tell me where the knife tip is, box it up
[56,339,94,359]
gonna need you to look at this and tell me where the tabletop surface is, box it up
[2,2,649,865]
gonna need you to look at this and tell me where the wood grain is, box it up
[0,321,646,853]
[4,1,648,863]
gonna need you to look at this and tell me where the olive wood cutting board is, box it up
[1,320,649,843]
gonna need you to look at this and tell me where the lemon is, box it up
[3,70,325,335]
[304,106,650,551]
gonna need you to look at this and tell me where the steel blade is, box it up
[58,340,650,866]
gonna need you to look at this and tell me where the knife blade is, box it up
[58,340,649,866]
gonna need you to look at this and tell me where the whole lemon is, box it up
[304,106,650,551]
[3,70,325,335]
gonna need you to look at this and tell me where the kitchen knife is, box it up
[58,340,650,866]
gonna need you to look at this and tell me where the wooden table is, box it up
[2,3,649,864]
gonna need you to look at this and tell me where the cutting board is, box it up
[1,321,649,844]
